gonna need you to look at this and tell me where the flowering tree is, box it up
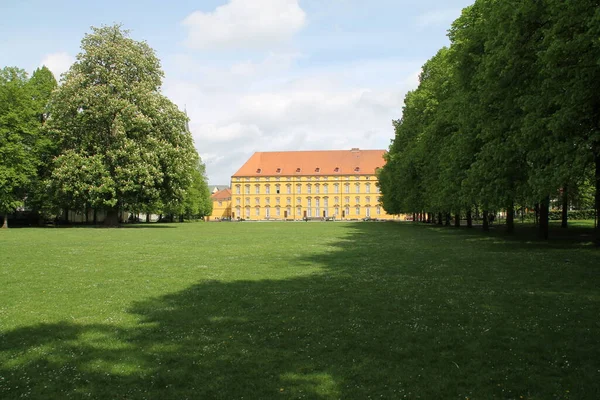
[47,25,198,226]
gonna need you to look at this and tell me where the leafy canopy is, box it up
[47,25,198,221]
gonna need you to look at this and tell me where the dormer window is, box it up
[334,167,340,172]
[256,168,262,174]
[296,168,301,173]
[276,168,281,174]
[315,167,320,173]
[354,167,360,172]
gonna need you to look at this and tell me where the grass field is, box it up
[1,221,599,399]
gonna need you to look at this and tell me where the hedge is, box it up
[520,209,596,221]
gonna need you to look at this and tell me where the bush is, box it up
[550,209,596,221]
[519,209,595,222]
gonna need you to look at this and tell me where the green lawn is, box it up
[1,222,599,399]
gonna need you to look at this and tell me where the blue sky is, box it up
[0,0,473,184]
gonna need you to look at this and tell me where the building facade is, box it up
[208,188,232,220]
[230,149,398,220]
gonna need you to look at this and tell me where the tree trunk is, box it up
[37,212,45,227]
[454,212,460,227]
[534,203,539,226]
[482,210,489,232]
[179,214,184,223]
[445,212,451,226]
[539,196,550,240]
[427,213,432,223]
[93,209,97,225]
[466,209,473,228]
[506,201,515,234]
[85,206,89,225]
[146,213,150,223]
[520,207,525,223]
[104,207,120,227]
[2,214,7,229]
[437,212,443,225]
[594,152,600,246]
[63,208,69,223]
[561,185,568,229]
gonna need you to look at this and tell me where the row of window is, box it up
[235,175,372,182]
[234,196,381,206]
[233,206,382,218]
[234,183,380,195]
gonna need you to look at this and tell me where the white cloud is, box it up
[230,52,303,77]
[40,52,75,80]
[194,122,263,142]
[164,55,422,184]
[182,0,306,50]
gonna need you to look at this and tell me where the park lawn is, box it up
[1,222,599,399]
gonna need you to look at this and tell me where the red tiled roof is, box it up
[211,188,232,200]
[232,149,386,177]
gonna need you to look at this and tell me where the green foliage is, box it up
[0,67,38,223]
[380,0,600,242]
[570,175,596,210]
[549,209,596,221]
[521,209,596,222]
[178,159,212,219]
[23,66,59,219]
[47,25,198,222]
[28,66,57,123]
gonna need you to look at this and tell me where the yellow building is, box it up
[208,188,232,220]
[230,148,399,221]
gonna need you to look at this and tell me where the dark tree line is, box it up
[378,0,600,244]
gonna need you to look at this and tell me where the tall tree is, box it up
[0,68,37,228]
[448,1,496,230]
[417,48,465,219]
[535,0,600,244]
[47,25,198,226]
[24,66,58,222]
[181,159,212,220]
[378,93,427,216]
[28,66,57,124]
[468,0,546,234]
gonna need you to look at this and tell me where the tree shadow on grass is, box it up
[1,223,599,399]
[5,224,178,230]
[412,220,598,250]
[119,224,178,229]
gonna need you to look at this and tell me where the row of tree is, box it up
[378,0,599,244]
[0,25,212,228]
